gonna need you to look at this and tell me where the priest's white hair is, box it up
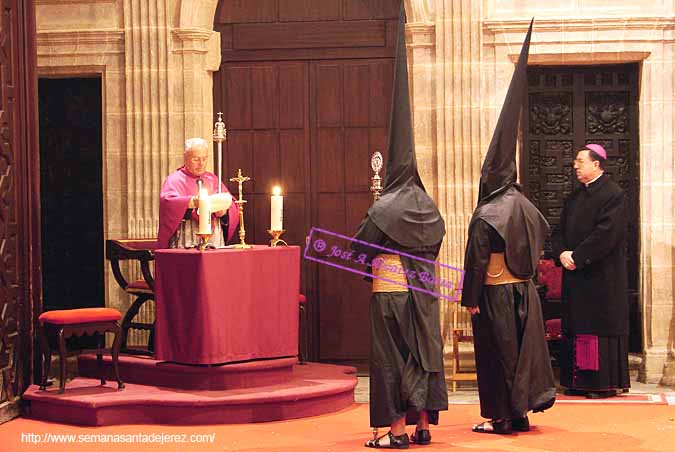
[184,137,208,153]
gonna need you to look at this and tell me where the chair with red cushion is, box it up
[536,259,563,364]
[106,239,156,356]
[38,307,125,393]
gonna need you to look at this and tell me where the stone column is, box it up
[640,48,675,385]
[122,0,221,238]
[122,0,172,238]
[433,0,485,337]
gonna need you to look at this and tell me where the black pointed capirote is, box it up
[367,5,445,248]
[477,19,534,204]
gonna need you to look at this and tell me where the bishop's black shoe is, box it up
[586,390,617,399]
[563,388,587,396]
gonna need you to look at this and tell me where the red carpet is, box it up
[1,403,673,452]
[23,362,357,426]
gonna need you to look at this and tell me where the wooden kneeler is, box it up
[38,308,125,394]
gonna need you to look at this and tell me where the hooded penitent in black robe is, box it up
[352,7,448,428]
[461,20,556,421]
[551,174,630,393]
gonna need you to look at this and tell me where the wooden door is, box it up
[0,0,38,424]
[214,0,399,363]
[311,60,392,361]
[522,64,641,350]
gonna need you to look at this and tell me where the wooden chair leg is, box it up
[148,320,155,353]
[298,305,306,365]
[57,328,67,394]
[97,333,106,386]
[39,325,51,390]
[110,323,125,390]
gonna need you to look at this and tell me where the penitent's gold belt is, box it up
[372,254,408,293]
[484,252,528,285]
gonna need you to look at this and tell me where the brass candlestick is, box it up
[267,229,288,247]
[370,151,383,201]
[196,233,211,251]
[229,168,252,249]
[195,177,212,251]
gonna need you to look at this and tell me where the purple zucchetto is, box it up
[585,143,607,160]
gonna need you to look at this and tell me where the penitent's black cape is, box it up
[461,20,556,420]
[352,6,447,428]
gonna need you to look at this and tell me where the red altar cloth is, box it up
[154,246,300,365]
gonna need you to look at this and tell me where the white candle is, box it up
[271,186,283,231]
[197,188,211,234]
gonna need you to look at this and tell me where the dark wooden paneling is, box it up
[316,128,344,193]
[284,193,307,246]
[279,0,341,21]
[218,0,277,24]
[216,24,234,49]
[226,130,254,179]
[316,65,342,127]
[311,59,394,361]
[280,130,306,193]
[344,64,370,127]
[250,192,266,244]
[370,61,394,127]
[233,21,386,50]
[344,128,370,191]
[221,47,396,62]
[225,67,252,129]
[343,0,400,20]
[369,127,388,156]
[279,64,305,129]
[252,130,279,193]
[251,66,278,129]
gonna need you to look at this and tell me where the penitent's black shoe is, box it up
[472,419,512,434]
[533,397,556,413]
[365,432,409,449]
[512,416,530,432]
[410,429,431,445]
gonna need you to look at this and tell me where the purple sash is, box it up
[575,334,599,371]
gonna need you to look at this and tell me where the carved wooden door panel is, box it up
[522,64,640,348]
[0,0,38,423]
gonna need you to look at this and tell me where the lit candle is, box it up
[197,187,211,234]
[271,186,283,231]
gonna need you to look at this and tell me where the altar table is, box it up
[154,245,300,365]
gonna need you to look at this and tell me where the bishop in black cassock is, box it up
[461,20,556,435]
[354,6,448,449]
[552,144,630,398]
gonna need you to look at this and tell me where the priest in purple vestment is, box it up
[157,138,239,249]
